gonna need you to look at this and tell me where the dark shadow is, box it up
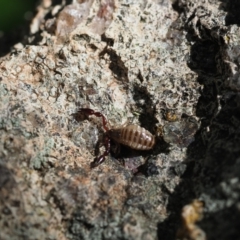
[132,83,169,152]
[219,0,240,26]
[199,205,240,240]
[132,83,158,133]
[130,83,170,176]
[99,47,129,85]
[157,1,240,240]
[0,27,26,57]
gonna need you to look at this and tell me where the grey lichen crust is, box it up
[0,0,240,239]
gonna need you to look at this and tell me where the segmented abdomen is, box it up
[118,124,155,150]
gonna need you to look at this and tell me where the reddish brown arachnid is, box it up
[79,108,155,168]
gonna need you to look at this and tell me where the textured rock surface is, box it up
[0,0,240,239]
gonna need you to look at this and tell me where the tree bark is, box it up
[0,0,240,239]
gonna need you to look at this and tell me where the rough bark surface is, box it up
[0,0,240,239]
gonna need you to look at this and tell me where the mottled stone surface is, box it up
[0,0,240,239]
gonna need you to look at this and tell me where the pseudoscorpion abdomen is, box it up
[109,124,155,150]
